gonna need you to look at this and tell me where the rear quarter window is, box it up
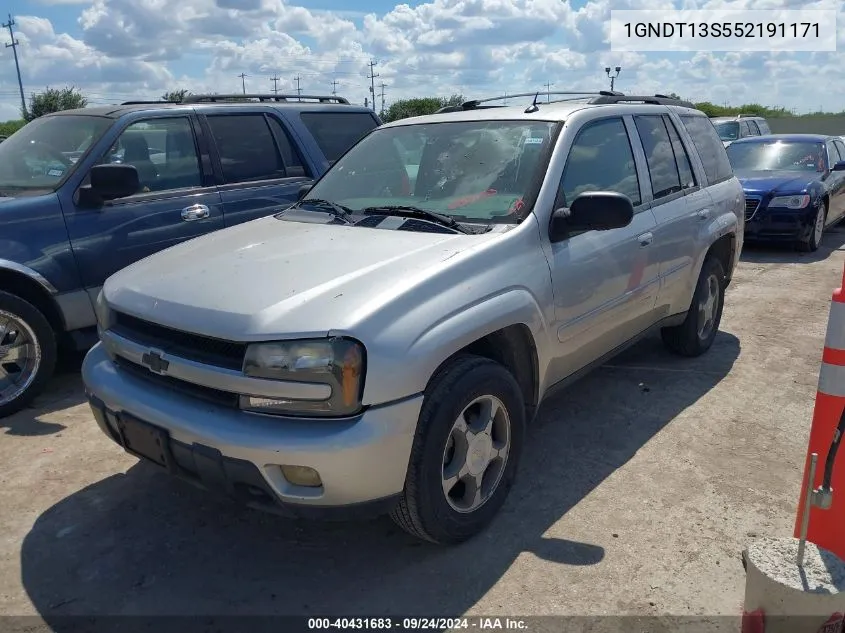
[680,115,734,185]
[757,120,771,134]
[300,111,379,165]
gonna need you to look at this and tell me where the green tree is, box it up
[24,86,87,121]
[0,119,26,137]
[162,89,192,103]
[383,94,465,123]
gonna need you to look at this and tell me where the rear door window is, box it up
[267,116,311,178]
[300,112,379,165]
[663,115,696,189]
[206,114,285,184]
[680,115,734,185]
[634,115,682,200]
[747,120,761,135]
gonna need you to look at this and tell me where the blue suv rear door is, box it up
[199,111,315,227]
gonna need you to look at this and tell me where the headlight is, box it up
[769,194,810,209]
[94,290,113,330]
[241,338,365,417]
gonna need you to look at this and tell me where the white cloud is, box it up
[0,0,843,121]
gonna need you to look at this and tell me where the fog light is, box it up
[281,465,322,487]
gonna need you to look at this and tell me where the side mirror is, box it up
[550,191,634,241]
[297,183,312,200]
[90,164,140,200]
[833,161,845,172]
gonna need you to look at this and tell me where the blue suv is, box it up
[0,93,381,416]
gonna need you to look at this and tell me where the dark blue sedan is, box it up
[726,134,845,251]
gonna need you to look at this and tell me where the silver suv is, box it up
[712,114,772,147]
[83,92,744,545]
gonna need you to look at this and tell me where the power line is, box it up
[270,74,280,95]
[2,14,25,118]
[367,60,378,112]
[238,73,248,94]
[294,75,302,100]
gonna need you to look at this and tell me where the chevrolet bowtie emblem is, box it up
[141,351,169,375]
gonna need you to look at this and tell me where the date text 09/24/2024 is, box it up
[622,21,820,38]
[307,618,528,630]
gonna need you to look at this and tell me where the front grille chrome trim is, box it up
[101,330,332,402]
[745,196,761,221]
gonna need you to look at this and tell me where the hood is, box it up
[105,214,496,340]
[735,170,819,195]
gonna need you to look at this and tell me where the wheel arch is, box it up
[0,266,65,333]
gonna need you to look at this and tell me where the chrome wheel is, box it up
[696,273,720,341]
[0,310,41,407]
[441,394,510,513]
[814,204,825,245]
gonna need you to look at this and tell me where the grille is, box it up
[745,197,761,221]
[114,356,240,408]
[111,312,247,371]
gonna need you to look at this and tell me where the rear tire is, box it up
[660,257,726,358]
[390,354,525,545]
[797,201,826,252]
[0,291,57,418]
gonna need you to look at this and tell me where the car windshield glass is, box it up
[714,121,739,141]
[0,115,112,193]
[302,120,559,223]
[727,141,826,172]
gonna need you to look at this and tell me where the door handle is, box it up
[182,204,210,221]
[638,232,653,247]
[697,208,711,220]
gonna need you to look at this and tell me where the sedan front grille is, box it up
[745,197,761,221]
[111,311,247,371]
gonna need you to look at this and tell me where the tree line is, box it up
[0,85,843,138]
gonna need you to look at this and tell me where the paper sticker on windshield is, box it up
[524,137,544,144]
[47,169,64,177]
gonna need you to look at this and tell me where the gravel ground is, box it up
[2,229,845,630]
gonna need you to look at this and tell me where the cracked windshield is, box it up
[302,120,558,222]
[0,114,111,194]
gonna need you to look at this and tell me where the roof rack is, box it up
[589,94,696,108]
[437,91,622,113]
[181,93,350,104]
[120,100,175,105]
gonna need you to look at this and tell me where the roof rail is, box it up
[436,90,623,113]
[120,100,174,105]
[589,94,696,108]
[182,93,350,104]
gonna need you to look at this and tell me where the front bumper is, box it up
[82,342,422,519]
[744,205,817,242]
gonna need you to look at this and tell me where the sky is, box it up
[0,0,842,121]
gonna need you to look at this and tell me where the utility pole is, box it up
[378,82,387,117]
[367,60,379,112]
[544,82,553,102]
[331,79,339,96]
[605,66,621,92]
[270,74,280,95]
[294,75,302,100]
[3,15,25,119]
[238,73,248,94]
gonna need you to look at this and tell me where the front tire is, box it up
[660,257,726,357]
[0,291,57,418]
[798,201,826,252]
[390,354,525,544]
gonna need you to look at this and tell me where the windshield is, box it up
[0,115,112,193]
[714,121,739,141]
[303,120,559,223]
[726,141,826,173]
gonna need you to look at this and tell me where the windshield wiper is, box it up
[290,198,354,224]
[361,205,471,234]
